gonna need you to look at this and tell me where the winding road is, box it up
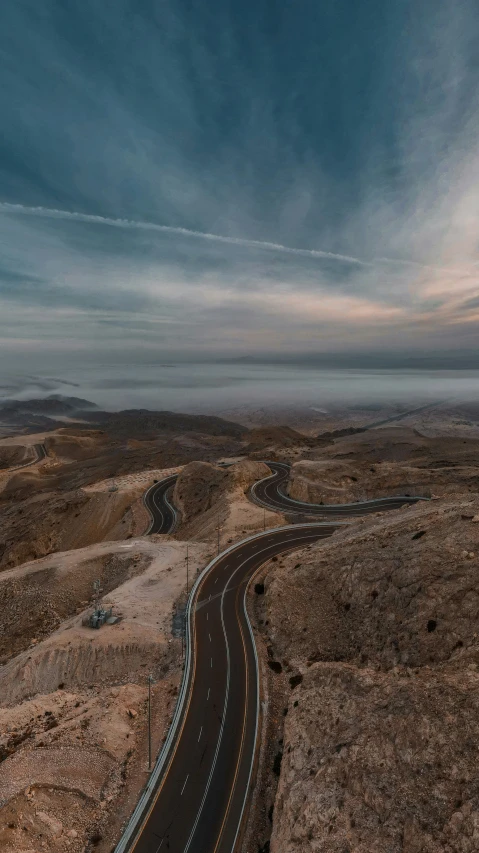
[143,460,425,535]
[143,474,178,534]
[4,442,47,471]
[250,460,426,516]
[120,462,426,853]
[120,523,338,853]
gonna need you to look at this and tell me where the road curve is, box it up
[116,522,340,853]
[122,463,428,853]
[4,442,47,471]
[144,460,428,537]
[251,460,428,516]
[143,475,178,534]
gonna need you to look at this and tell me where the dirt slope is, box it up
[0,446,31,470]
[273,662,479,853]
[0,537,210,853]
[0,488,139,572]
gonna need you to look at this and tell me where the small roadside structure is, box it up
[82,579,120,628]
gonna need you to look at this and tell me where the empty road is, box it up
[145,461,426,537]
[5,442,47,471]
[119,522,338,853]
[125,463,428,853]
[143,475,178,534]
[250,460,427,516]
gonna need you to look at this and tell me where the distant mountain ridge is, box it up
[0,395,245,439]
[0,394,98,415]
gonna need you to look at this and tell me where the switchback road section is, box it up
[251,460,428,516]
[144,460,428,537]
[123,463,429,853]
[5,442,47,471]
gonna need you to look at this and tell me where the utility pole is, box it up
[93,579,102,611]
[147,674,154,771]
[216,518,223,555]
[186,544,189,594]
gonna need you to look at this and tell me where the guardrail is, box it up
[250,463,430,511]
[6,443,46,472]
[114,520,349,852]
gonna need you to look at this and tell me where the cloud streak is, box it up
[0,0,479,371]
[0,201,372,266]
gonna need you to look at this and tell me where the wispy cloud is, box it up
[0,0,479,367]
[0,202,372,267]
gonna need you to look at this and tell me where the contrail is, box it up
[0,201,370,266]
[0,201,467,274]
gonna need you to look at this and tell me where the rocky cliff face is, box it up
[287,459,363,503]
[288,457,479,503]
[273,663,479,853]
[258,495,479,852]
[287,427,479,503]
[173,460,227,523]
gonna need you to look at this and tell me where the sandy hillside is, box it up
[0,537,211,853]
[172,459,284,547]
[0,411,247,505]
[392,399,479,439]
[0,487,135,572]
[251,495,479,853]
[0,445,35,470]
[0,464,184,572]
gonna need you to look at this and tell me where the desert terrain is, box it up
[1,394,479,852]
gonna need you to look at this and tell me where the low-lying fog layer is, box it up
[1,363,479,413]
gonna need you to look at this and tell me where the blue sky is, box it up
[1,0,479,367]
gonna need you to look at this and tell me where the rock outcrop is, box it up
[273,663,479,853]
[258,495,479,853]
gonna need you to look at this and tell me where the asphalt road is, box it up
[34,443,47,463]
[144,475,178,534]
[6,442,47,471]
[127,462,428,853]
[144,461,427,537]
[125,522,338,853]
[251,460,427,516]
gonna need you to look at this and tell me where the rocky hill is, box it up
[254,495,479,853]
[287,426,479,502]
[173,459,280,544]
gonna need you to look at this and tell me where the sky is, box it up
[1,0,479,370]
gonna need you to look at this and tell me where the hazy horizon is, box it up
[2,361,479,416]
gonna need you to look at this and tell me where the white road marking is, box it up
[206,612,208,621]
[214,577,218,584]
[154,839,164,853]
[207,687,210,701]
[180,774,189,795]
[198,726,203,742]
[182,529,338,853]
